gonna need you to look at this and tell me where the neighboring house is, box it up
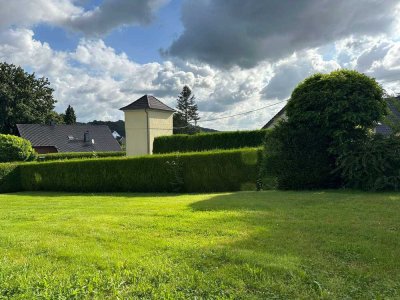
[262,96,400,135]
[375,96,400,135]
[262,106,287,129]
[16,124,121,154]
[120,95,175,156]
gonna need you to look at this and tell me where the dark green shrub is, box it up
[263,70,386,190]
[0,134,36,162]
[336,135,400,191]
[262,123,340,190]
[0,163,21,193]
[39,151,125,161]
[17,148,260,193]
[153,130,268,153]
[286,69,386,149]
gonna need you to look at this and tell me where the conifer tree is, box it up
[174,85,200,134]
[64,105,76,125]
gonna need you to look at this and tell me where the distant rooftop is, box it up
[120,95,175,112]
[376,96,400,135]
[16,124,121,153]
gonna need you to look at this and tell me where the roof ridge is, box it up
[120,94,175,112]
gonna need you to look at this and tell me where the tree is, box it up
[174,85,200,134]
[286,70,386,151]
[46,111,65,125]
[64,105,76,125]
[0,62,57,135]
[262,70,386,190]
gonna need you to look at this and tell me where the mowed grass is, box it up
[0,191,399,299]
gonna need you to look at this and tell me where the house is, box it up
[262,106,287,129]
[262,96,400,135]
[120,95,175,156]
[375,96,400,135]
[16,124,121,154]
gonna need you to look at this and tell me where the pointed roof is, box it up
[120,95,175,112]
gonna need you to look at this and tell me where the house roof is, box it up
[120,95,175,112]
[376,96,400,135]
[16,124,122,153]
[262,106,287,129]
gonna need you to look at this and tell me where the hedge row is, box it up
[38,151,125,161]
[153,130,268,153]
[0,163,21,193]
[1,148,260,193]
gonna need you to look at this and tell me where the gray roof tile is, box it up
[120,95,175,112]
[16,124,121,153]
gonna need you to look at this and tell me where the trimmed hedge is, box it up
[1,148,260,193]
[153,130,268,154]
[0,163,21,193]
[39,151,125,161]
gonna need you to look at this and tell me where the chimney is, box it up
[84,131,91,143]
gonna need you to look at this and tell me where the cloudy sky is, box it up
[0,0,399,130]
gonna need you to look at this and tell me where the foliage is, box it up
[262,123,340,189]
[154,130,268,153]
[0,191,399,298]
[38,151,126,161]
[264,70,387,189]
[46,111,65,125]
[286,69,386,151]
[174,85,200,134]
[0,134,36,163]
[9,148,260,193]
[165,154,184,192]
[0,163,21,192]
[336,135,400,191]
[0,62,57,134]
[64,105,76,125]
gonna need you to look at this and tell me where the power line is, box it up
[132,100,287,130]
[197,100,287,123]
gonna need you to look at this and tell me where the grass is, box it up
[0,191,399,299]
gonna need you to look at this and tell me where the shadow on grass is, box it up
[184,191,400,298]
[189,190,370,211]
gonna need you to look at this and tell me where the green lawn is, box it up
[0,191,399,299]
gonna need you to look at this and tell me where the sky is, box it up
[0,0,399,130]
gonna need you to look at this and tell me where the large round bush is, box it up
[286,69,386,148]
[262,70,387,190]
[0,134,36,162]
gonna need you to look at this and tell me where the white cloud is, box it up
[0,1,400,131]
[1,27,400,130]
[262,50,341,100]
[0,0,81,29]
[167,0,400,68]
[0,0,168,36]
[65,0,168,35]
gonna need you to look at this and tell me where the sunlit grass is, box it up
[0,191,399,299]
